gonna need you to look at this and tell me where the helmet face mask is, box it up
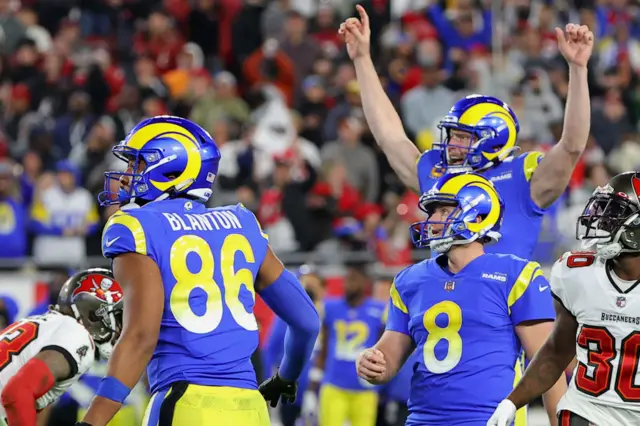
[577,173,640,259]
[56,269,124,360]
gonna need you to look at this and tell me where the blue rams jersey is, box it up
[323,297,386,391]
[386,253,555,425]
[102,199,268,394]
[417,150,546,259]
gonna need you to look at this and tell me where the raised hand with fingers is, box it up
[556,23,594,68]
[338,4,371,61]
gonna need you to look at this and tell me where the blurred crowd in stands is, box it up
[0,0,638,269]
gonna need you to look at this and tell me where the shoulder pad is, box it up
[102,210,150,258]
[517,151,544,182]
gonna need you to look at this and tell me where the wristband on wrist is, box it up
[95,376,131,404]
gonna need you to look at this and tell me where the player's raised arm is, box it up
[256,247,320,407]
[1,349,73,425]
[340,5,421,192]
[82,252,164,426]
[529,24,594,209]
[357,282,414,385]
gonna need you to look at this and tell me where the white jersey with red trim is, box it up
[551,251,640,426]
[0,310,95,417]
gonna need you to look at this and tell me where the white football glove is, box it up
[486,399,517,426]
[301,390,318,419]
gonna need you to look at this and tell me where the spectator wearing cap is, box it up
[0,159,26,259]
[323,79,363,141]
[321,116,379,202]
[30,160,99,266]
[190,70,251,130]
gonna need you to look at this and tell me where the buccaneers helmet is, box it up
[577,171,640,259]
[56,268,124,359]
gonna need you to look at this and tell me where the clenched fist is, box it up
[356,348,387,383]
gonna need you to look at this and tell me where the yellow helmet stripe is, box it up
[458,102,517,161]
[124,122,202,192]
[439,174,501,233]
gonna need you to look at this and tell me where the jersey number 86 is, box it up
[169,234,258,334]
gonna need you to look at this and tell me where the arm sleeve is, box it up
[515,151,547,217]
[508,261,556,325]
[258,269,320,381]
[385,282,410,336]
[263,317,287,376]
[101,211,155,262]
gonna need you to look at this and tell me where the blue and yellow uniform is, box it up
[102,200,271,426]
[320,297,386,426]
[417,149,545,259]
[386,254,555,426]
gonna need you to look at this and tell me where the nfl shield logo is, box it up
[444,281,455,292]
[616,296,626,308]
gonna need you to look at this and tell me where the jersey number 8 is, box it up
[423,301,463,374]
[169,234,258,334]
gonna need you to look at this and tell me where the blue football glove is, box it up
[258,373,297,407]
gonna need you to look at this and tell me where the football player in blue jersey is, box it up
[355,172,568,426]
[77,116,320,426]
[339,5,594,259]
[312,263,386,426]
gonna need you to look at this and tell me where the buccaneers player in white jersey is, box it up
[488,171,640,426]
[0,268,123,426]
